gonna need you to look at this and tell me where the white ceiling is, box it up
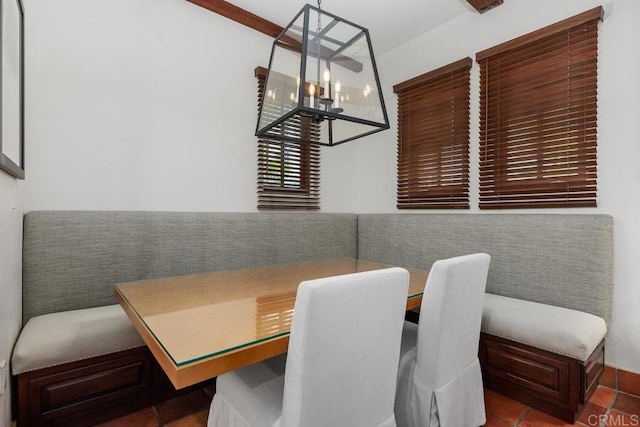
[229,0,475,54]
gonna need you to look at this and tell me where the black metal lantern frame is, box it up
[256,3,390,147]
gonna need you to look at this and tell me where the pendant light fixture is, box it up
[256,1,389,147]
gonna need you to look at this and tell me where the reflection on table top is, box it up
[114,258,428,388]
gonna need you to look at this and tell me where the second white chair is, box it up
[394,253,491,427]
[208,267,410,427]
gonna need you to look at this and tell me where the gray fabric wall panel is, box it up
[357,214,614,323]
[23,211,357,323]
[23,212,613,326]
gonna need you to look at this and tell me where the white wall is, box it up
[23,0,357,213]
[356,0,640,373]
[0,175,23,427]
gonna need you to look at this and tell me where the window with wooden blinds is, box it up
[255,67,320,210]
[393,58,472,209]
[477,7,603,209]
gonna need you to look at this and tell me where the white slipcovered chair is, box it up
[394,253,491,427]
[208,267,410,427]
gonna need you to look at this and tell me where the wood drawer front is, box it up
[581,340,605,403]
[41,358,150,411]
[482,338,571,404]
[27,351,155,424]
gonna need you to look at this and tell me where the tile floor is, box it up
[95,384,640,427]
[484,387,640,427]
[94,386,214,427]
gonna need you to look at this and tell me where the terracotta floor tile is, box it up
[519,409,575,427]
[93,407,159,427]
[612,392,640,416]
[484,389,528,423]
[600,366,617,389]
[156,390,211,424]
[605,410,640,427]
[483,412,514,426]
[589,386,616,408]
[164,409,209,427]
[619,369,640,398]
[577,402,607,425]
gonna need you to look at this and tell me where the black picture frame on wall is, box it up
[0,0,24,179]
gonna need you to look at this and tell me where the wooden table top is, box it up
[114,258,428,389]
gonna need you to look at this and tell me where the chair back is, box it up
[415,253,491,390]
[281,268,410,427]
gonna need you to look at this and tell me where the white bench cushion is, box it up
[482,293,607,361]
[12,305,144,374]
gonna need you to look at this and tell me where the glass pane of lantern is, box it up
[325,22,385,125]
[258,11,305,135]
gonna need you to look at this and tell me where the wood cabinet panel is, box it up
[483,336,570,402]
[17,347,175,426]
[582,340,605,404]
[480,333,604,423]
[40,357,151,412]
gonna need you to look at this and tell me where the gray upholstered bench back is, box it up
[357,214,613,323]
[23,211,357,324]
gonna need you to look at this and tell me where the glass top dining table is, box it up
[114,258,428,389]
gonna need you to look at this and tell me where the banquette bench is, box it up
[12,211,358,426]
[358,214,613,423]
[11,211,613,425]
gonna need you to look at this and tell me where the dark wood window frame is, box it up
[477,7,603,209]
[394,58,472,209]
[255,67,320,210]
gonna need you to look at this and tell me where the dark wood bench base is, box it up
[15,346,208,426]
[480,333,605,423]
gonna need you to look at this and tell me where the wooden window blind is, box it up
[255,67,320,210]
[477,7,603,209]
[393,58,472,209]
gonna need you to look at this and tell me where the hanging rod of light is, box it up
[255,1,389,147]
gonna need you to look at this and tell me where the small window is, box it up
[477,7,603,209]
[255,67,320,210]
[393,58,472,209]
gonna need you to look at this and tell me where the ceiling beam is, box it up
[186,0,284,38]
[466,0,503,13]
[186,0,363,73]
